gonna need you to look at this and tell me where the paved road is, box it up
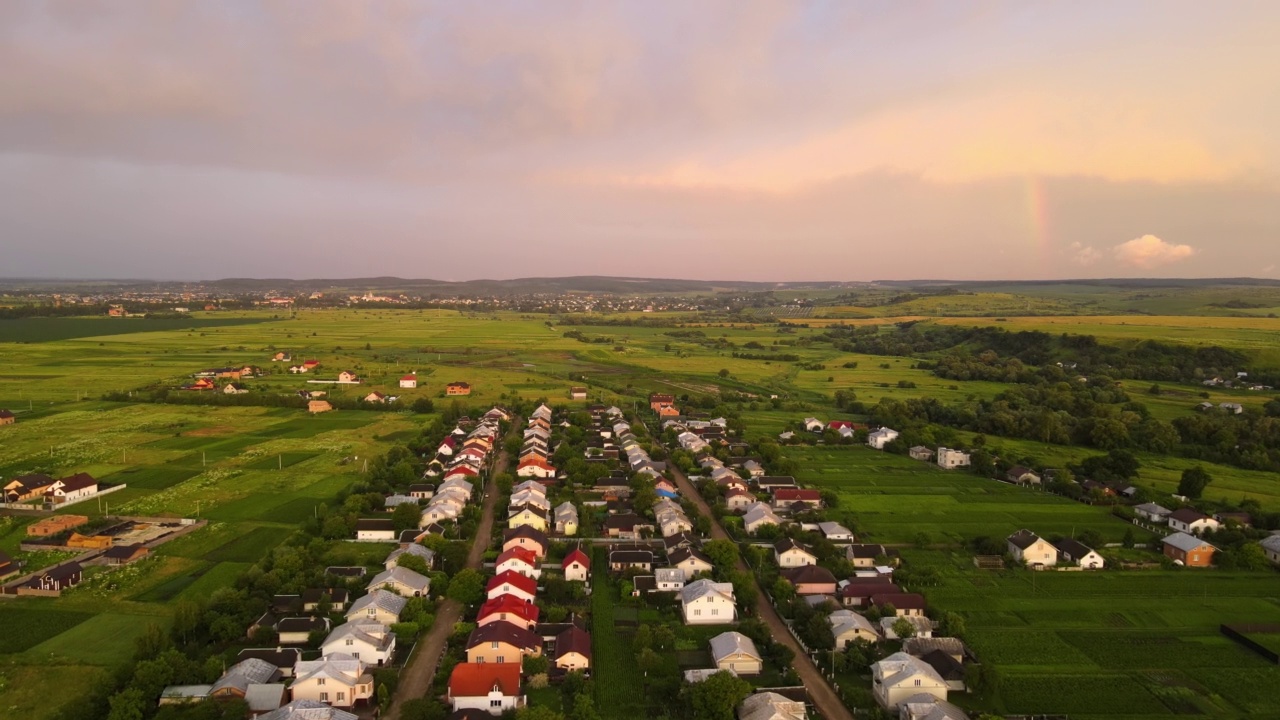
[385,424,513,719]
[668,464,855,720]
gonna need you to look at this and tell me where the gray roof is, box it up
[211,658,279,694]
[347,589,408,618]
[1163,531,1215,553]
[367,566,431,593]
[1261,535,1280,553]
[709,631,761,663]
[258,700,359,720]
[1134,502,1171,516]
[871,652,946,688]
[680,578,735,604]
[739,692,807,720]
[244,684,288,713]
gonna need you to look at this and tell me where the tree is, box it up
[682,670,752,720]
[446,568,485,606]
[392,502,424,531]
[107,688,148,720]
[702,539,739,568]
[718,369,731,378]
[394,552,431,576]
[653,623,676,650]
[1178,466,1212,499]
[635,647,662,675]
[892,617,916,640]
[632,624,652,651]
[571,693,602,720]
[1122,527,1136,549]
[518,707,565,720]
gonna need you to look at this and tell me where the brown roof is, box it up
[56,473,98,492]
[356,519,395,532]
[503,525,548,546]
[554,626,592,661]
[1169,507,1210,523]
[870,592,927,610]
[466,621,542,652]
[783,565,836,585]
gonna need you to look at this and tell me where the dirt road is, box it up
[668,464,855,720]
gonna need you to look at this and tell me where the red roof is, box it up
[401,375,417,381]
[446,466,479,477]
[440,436,457,449]
[827,421,854,430]
[303,360,319,367]
[478,595,540,623]
[562,548,590,569]
[774,488,821,501]
[496,547,538,567]
[449,663,521,698]
[486,571,537,596]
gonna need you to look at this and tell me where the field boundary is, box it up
[1221,624,1280,664]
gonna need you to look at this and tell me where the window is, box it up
[320,692,329,702]
[317,679,326,686]
[693,609,701,616]
[491,641,500,649]
[914,680,921,686]
[346,639,353,645]
[491,700,503,708]
[337,692,345,702]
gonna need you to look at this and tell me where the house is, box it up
[783,565,838,596]
[26,514,88,537]
[553,626,592,671]
[1134,502,1172,524]
[507,506,550,533]
[385,543,436,571]
[355,519,396,542]
[1168,508,1221,535]
[1215,512,1252,528]
[739,692,807,720]
[209,658,281,701]
[709,631,762,675]
[570,387,588,400]
[277,617,329,644]
[1220,402,1244,414]
[308,400,333,414]
[224,382,249,395]
[554,502,579,536]
[363,391,387,404]
[802,417,824,432]
[774,538,817,568]
[337,371,360,384]
[881,615,935,640]
[478,595,541,630]
[553,546,589,583]
[502,526,549,558]
[290,654,373,708]
[680,579,737,625]
[772,488,822,510]
[516,456,556,479]
[487,571,538,603]
[846,544,890,568]
[908,446,934,462]
[24,562,82,592]
[367,566,430,597]
[743,503,784,534]
[1005,466,1041,485]
[935,448,970,469]
[871,592,928,617]
[872,652,948,709]
[496,547,542,579]
[741,459,765,478]
[46,473,98,504]
[4,473,58,503]
[465,621,542,664]
[725,488,756,512]
[1006,530,1058,567]
[608,548,654,573]
[446,382,472,396]
[0,409,15,426]
[669,547,714,581]
[400,374,418,389]
[302,588,349,612]
[407,483,435,500]
[1162,532,1217,567]
[829,609,880,647]
[104,544,150,566]
[867,428,899,450]
[346,590,408,625]
[1260,535,1280,565]
[651,567,685,592]
[237,648,304,679]
[322,622,396,666]
[818,521,854,541]
[649,393,676,413]
[603,513,653,539]
[447,663,523,715]
[258,700,358,720]
[1054,538,1105,569]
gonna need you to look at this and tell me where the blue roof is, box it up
[656,489,679,499]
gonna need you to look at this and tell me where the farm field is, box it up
[903,551,1280,719]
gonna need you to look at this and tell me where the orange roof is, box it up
[449,662,521,697]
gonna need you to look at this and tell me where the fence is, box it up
[1221,624,1280,664]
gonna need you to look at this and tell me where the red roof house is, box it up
[486,571,537,602]
[478,595,541,629]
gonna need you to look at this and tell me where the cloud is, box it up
[1112,235,1196,269]
[1069,242,1102,266]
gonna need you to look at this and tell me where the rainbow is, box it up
[1024,175,1054,276]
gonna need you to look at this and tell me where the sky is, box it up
[2,1,1278,282]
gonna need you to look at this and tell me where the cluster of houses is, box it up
[1201,373,1272,392]
[3,471,101,508]
[1005,530,1105,569]
[1131,502,1276,568]
[445,442,593,716]
[159,538,440,713]
[786,418,974,471]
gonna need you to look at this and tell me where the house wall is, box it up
[716,656,762,675]
[290,679,367,708]
[555,652,590,671]
[683,596,735,625]
[1164,543,1214,567]
[467,642,529,665]
[877,676,946,709]
[451,692,521,715]
[564,564,589,583]
[777,550,815,568]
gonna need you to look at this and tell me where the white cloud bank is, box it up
[1113,235,1197,269]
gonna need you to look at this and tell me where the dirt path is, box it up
[668,464,855,720]
[385,423,514,719]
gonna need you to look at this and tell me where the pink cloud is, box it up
[1112,235,1196,269]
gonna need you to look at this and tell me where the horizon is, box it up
[3,2,1279,280]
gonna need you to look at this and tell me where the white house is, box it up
[1260,535,1280,565]
[1006,530,1058,567]
[447,663,524,716]
[935,448,970,470]
[321,622,396,666]
[739,692,807,720]
[817,521,853,541]
[654,567,685,592]
[774,538,817,568]
[290,654,373,709]
[355,519,396,542]
[871,652,948,709]
[1054,538,1105,569]
[1134,502,1172,524]
[1168,508,1221,535]
[867,428,899,450]
[802,418,824,432]
[669,547,715,581]
[399,374,417,389]
[366,567,431,597]
[743,503,784,534]
[680,579,737,625]
[385,544,435,571]
[709,631,762,675]
[828,610,880,648]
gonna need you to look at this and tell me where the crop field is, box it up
[897,551,1280,718]
[784,445,1152,543]
[0,316,271,343]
